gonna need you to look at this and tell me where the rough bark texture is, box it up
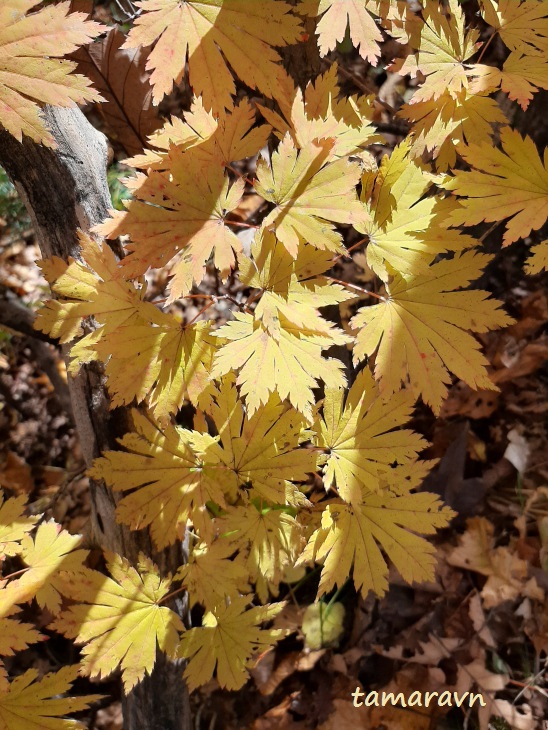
[0,106,191,730]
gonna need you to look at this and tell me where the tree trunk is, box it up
[0,106,191,730]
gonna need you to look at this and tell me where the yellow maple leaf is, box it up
[203,375,317,507]
[51,552,183,692]
[357,139,475,278]
[300,496,453,598]
[316,369,428,503]
[479,0,548,56]
[398,89,507,169]
[124,0,300,111]
[35,233,147,345]
[525,240,548,275]
[218,504,305,599]
[393,0,480,103]
[212,312,347,421]
[258,63,380,161]
[127,97,271,171]
[17,522,88,614]
[89,410,229,549]
[471,52,548,111]
[0,665,101,730]
[0,617,42,657]
[240,229,354,341]
[178,596,285,691]
[443,127,548,245]
[254,134,368,257]
[351,251,513,413]
[0,492,37,558]
[0,1,104,146]
[96,152,244,299]
[304,0,384,63]
[175,539,250,611]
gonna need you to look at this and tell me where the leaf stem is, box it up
[477,30,497,64]
[326,276,385,301]
[225,163,254,187]
[331,236,369,263]
[159,584,187,605]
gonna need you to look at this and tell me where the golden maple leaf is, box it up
[443,127,548,245]
[525,240,548,275]
[96,151,244,300]
[351,251,513,413]
[0,1,103,146]
[254,134,368,257]
[392,0,480,103]
[175,540,250,612]
[51,552,183,692]
[178,596,285,691]
[0,492,37,558]
[303,0,384,64]
[0,665,101,730]
[258,63,381,161]
[315,369,428,503]
[124,0,300,111]
[357,139,475,278]
[300,495,453,598]
[89,410,229,550]
[479,0,548,56]
[471,52,548,111]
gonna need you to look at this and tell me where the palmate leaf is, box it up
[315,369,428,503]
[96,151,244,300]
[0,616,42,657]
[351,251,512,413]
[392,0,480,103]
[525,240,548,275]
[254,134,368,257]
[303,0,384,64]
[178,596,285,691]
[479,0,548,56]
[0,492,37,558]
[471,52,548,111]
[259,63,380,161]
[0,665,101,730]
[124,0,301,112]
[299,496,454,599]
[89,410,229,549]
[51,552,183,692]
[0,1,104,146]
[443,127,548,246]
[358,139,475,277]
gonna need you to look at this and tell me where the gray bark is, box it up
[0,106,191,730]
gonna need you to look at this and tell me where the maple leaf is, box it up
[0,665,101,730]
[254,134,368,257]
[0,617,42,657]
[96,151,244,300]
[0,492,37,558]
[124,0,300,112]
[178,596,285,691]
[89,410,229,550]
[442,127,548,245]
[351,251,513,413]
[218,504,305,599]
[315,369,428,503]
[300,495,453,598]
[258,63,381,161]
[17,522,88,613]
[127,98,271,171]
[0,1,104,146]
[212,312,348,421]
[35,233,147,345]
[175,540,250,611]
[51,552,184,692]
[479,0,548,56]
[202,375,317,507]
[357,140,475,278]
[392,0,480,103]
[240,229,354,341]
[471,52,548,111]
[398,89,507,169]
[525,240,548,275]
[304,0,384,64]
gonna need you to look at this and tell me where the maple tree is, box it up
[0,0,547,728]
